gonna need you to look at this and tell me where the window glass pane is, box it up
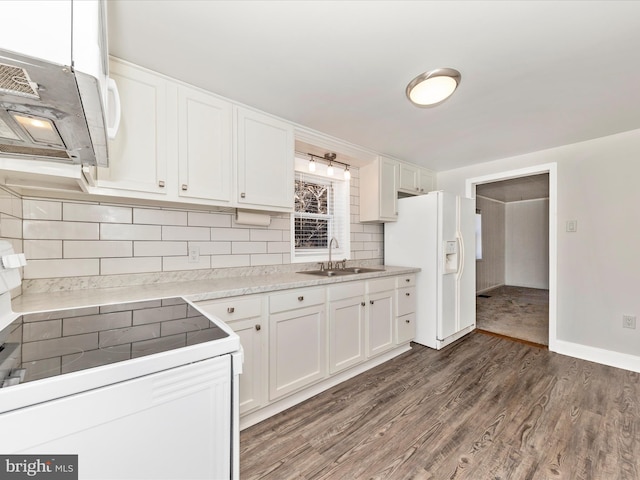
[295,179,329,214]
[295,217,328,249]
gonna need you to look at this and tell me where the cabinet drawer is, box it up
[397,313,416,344]
[396,274,416,288]
[269,288,325,313]
[197,296,262,321]
[397,286,416,317]
[367,277,396,294]
[328,281,365,302]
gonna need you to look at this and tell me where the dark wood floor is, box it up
[240,332,640,479]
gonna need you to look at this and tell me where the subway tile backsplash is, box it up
[0,166,383,290]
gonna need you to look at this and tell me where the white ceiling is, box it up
[476,174,549,203]
[107,1,640,172]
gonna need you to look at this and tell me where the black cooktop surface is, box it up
[0,297,228,386]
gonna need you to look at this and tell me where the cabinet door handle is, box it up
[255,324,261,331]
[181,184,188,191]
[227,307,235,313]
[370,300,374,305]
[240,192,246,198]
[405,278,410,283]
[158,180,165,188]
[405,292,411,296]
[405,319,411,324]
[298,296,304,301]
[361,302,366,307]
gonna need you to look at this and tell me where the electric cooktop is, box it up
[0,297,228,388]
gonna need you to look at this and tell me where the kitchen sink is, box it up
[299,267,385,277]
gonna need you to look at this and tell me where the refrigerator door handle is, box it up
[456,233,465,280]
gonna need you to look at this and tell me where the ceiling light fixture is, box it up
[326,161,334,176]
[324,152,336,176]
[406,68,461,107]
[299,151,353,180]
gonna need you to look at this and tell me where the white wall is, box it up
[438,128,640,368]
[505,198,549,289]
[476,196,505,292]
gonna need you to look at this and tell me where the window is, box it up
[291,157,350,263]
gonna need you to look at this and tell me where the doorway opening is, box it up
[466,164,557,351]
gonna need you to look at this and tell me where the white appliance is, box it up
[0,0,120,167]
[0,242,242,479]
[385,191,476,349]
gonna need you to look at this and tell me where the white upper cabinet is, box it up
[235,107,294,212]
[178,86,232,204]
[94,59,293,212]
[359,156,398,223]
[399,162,435,195]
[419,167,435,194]
[98,59,168,195]
[398,162,420,194]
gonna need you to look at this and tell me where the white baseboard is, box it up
[553,339,640,373]
[476,284,504,295]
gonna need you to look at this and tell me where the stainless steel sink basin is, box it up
[299,267,385,277]
[342,267,385,274]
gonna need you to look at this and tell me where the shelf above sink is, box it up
[299,267,385,277]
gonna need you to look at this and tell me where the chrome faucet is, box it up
[328,237,339,270]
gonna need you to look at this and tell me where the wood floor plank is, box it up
[240,333,640,479]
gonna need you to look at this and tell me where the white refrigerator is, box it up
[385,191,476,349]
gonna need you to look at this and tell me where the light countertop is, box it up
[12,265,420,314]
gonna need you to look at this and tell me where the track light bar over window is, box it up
[297,151,352,179]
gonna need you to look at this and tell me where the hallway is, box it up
[476,285,549,345]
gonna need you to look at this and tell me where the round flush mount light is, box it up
[406,68,461,107]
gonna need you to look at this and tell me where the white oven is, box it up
[0,242,242,479]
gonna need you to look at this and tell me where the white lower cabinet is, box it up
[396,275,417,344]
[229,318,264,415]
[195,296,265,415]
[366,277,396,358]
[197,273,415,427]
[268,288,326,400]
[328,282,366,374]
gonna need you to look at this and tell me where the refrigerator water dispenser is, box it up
[443,240,459,274]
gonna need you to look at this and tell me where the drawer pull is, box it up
[298,296,304,301]
[405,319,411,324]
[370,300,374,305]
[227,307,235,313]
[405,278,410,283]
[361,302,366,307]
[255,324,261,331]
[405,292,411,296]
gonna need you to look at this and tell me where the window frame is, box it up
[291,159,350,264]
